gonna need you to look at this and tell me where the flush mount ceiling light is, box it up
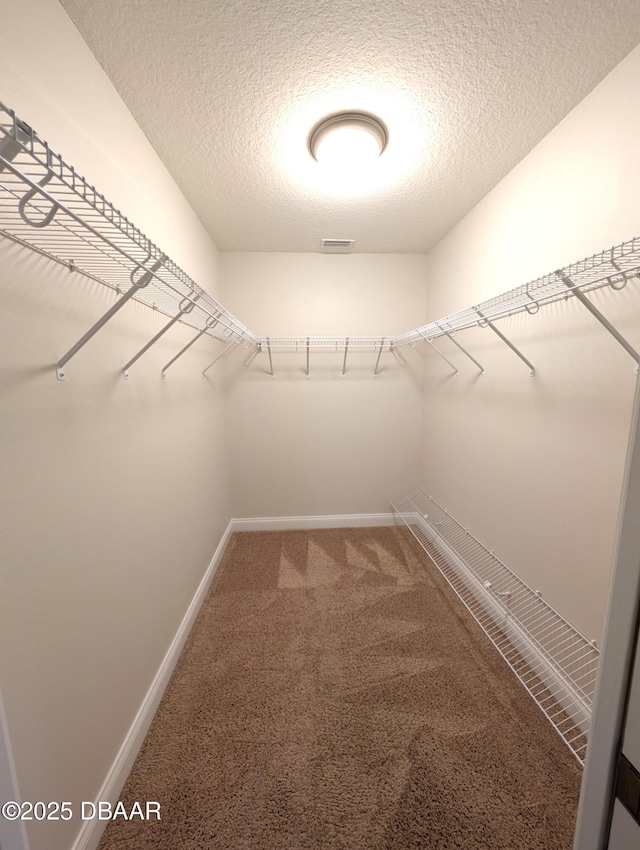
[309,113,388,167]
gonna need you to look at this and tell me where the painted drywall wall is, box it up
[420,44,640,645]
[0,3,232,850]
[220,253,427,517]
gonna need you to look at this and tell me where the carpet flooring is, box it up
[97,526,582,849]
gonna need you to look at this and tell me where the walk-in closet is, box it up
[2,2,640,849]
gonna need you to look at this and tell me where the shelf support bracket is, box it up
[123,296,197,379]
[342,337,350,377]
[56,257,164,380]
[306,337,310,379]
[265,337,274,377]
[475,308,535,376]
[373,338,385,376]
[442,329,485,374]
[161,316,219,378]
[558,272,640,367]
[420,332,458,375]
[202,340,237,376]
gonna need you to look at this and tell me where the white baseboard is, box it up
[71,512,396,850]
[230,513,397,531]
[71,521,235,850]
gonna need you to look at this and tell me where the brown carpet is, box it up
[97,526,581,849]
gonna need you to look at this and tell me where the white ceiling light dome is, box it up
[309,112,388,167]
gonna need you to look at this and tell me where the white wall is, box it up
[220,252,427,517]
[420,45,640,644]
[3,5,637,850]
[0,3,232,850]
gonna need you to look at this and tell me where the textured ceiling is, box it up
[60,0,640,253]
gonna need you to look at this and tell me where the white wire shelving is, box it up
[0,102,258,379]
[255,238,640,377]
[256,336,394,377]
[2,98,640,381]
[393,240,640,375]
[392,488,600,764]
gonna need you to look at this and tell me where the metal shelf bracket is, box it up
[342,337,350,377]
[475,308,535,376]
[558,272,640,367]
[161,315,218,378]
[123,295,197,379]
[373,338,385,376]
[420,332,458,375]
[202,339,238,377]
[56,257,165,380]
[0,101,258,382]
[441,328,485,375]
[5,105,640,387]
[265,337,274,377]
[392,487,599,763]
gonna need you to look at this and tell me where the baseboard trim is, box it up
[71,520,235,850]
[71,512,396,850]
[230,513,397,531]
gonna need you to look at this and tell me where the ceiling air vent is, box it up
[321,238,355,252]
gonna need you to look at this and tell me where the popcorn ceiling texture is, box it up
[96,527,581,849]
[60,0,640,252]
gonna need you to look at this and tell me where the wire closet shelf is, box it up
[392,489,599,765]
[1,99,640,378]
[255,236,640,375]
[0,102,258,377]
[393,240,640,355]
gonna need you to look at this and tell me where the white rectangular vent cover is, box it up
[321,238,355,252]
